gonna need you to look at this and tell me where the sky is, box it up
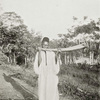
[0,0,100,39]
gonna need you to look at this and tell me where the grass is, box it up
[0,62,100,100]
[58,64,100,100]
[0,64,38,88]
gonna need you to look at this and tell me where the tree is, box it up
[0,12,42,66]
[53,17,100,65]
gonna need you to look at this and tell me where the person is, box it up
[34,37,60,100]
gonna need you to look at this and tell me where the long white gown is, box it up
[34,51,60,100]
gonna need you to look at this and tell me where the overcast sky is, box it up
[0,0,100,39]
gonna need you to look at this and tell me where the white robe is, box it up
[34,51,60,100]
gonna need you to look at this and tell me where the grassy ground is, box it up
[0,63,100,100]
[58,64,100,100]
[0,64,38,99]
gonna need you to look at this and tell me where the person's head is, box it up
[41,37,49,48]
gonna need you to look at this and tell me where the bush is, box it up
[26,60,33,69]
[58,63,100,100]
[0,51,8,65]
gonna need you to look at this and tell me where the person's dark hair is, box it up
[41,37,49,44]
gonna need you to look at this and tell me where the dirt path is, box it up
[0,68,71,100]
[0,69,38,100]
[0,70,24,99]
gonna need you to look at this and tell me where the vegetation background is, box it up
[0,12,100,100]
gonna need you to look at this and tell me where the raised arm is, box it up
[53,52,60,75]
[34,52,40,75]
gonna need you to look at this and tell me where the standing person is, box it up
[34,37,60,100]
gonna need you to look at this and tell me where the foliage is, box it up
[58,64,100,100]
[0,50,8,64]
[0,12,42,66]
[54,17,100,61]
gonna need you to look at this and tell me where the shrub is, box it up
[0,51,8,65]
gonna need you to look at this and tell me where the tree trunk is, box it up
[11,52,16,65]
[13,52,16,64]
[9,53,12,64]
[69,52,71,64]
[90,51,94,65]
[25,57,27,66]
[64,52,67,64]
[68,54,70,64]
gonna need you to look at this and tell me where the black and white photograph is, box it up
[0,0,100,100]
